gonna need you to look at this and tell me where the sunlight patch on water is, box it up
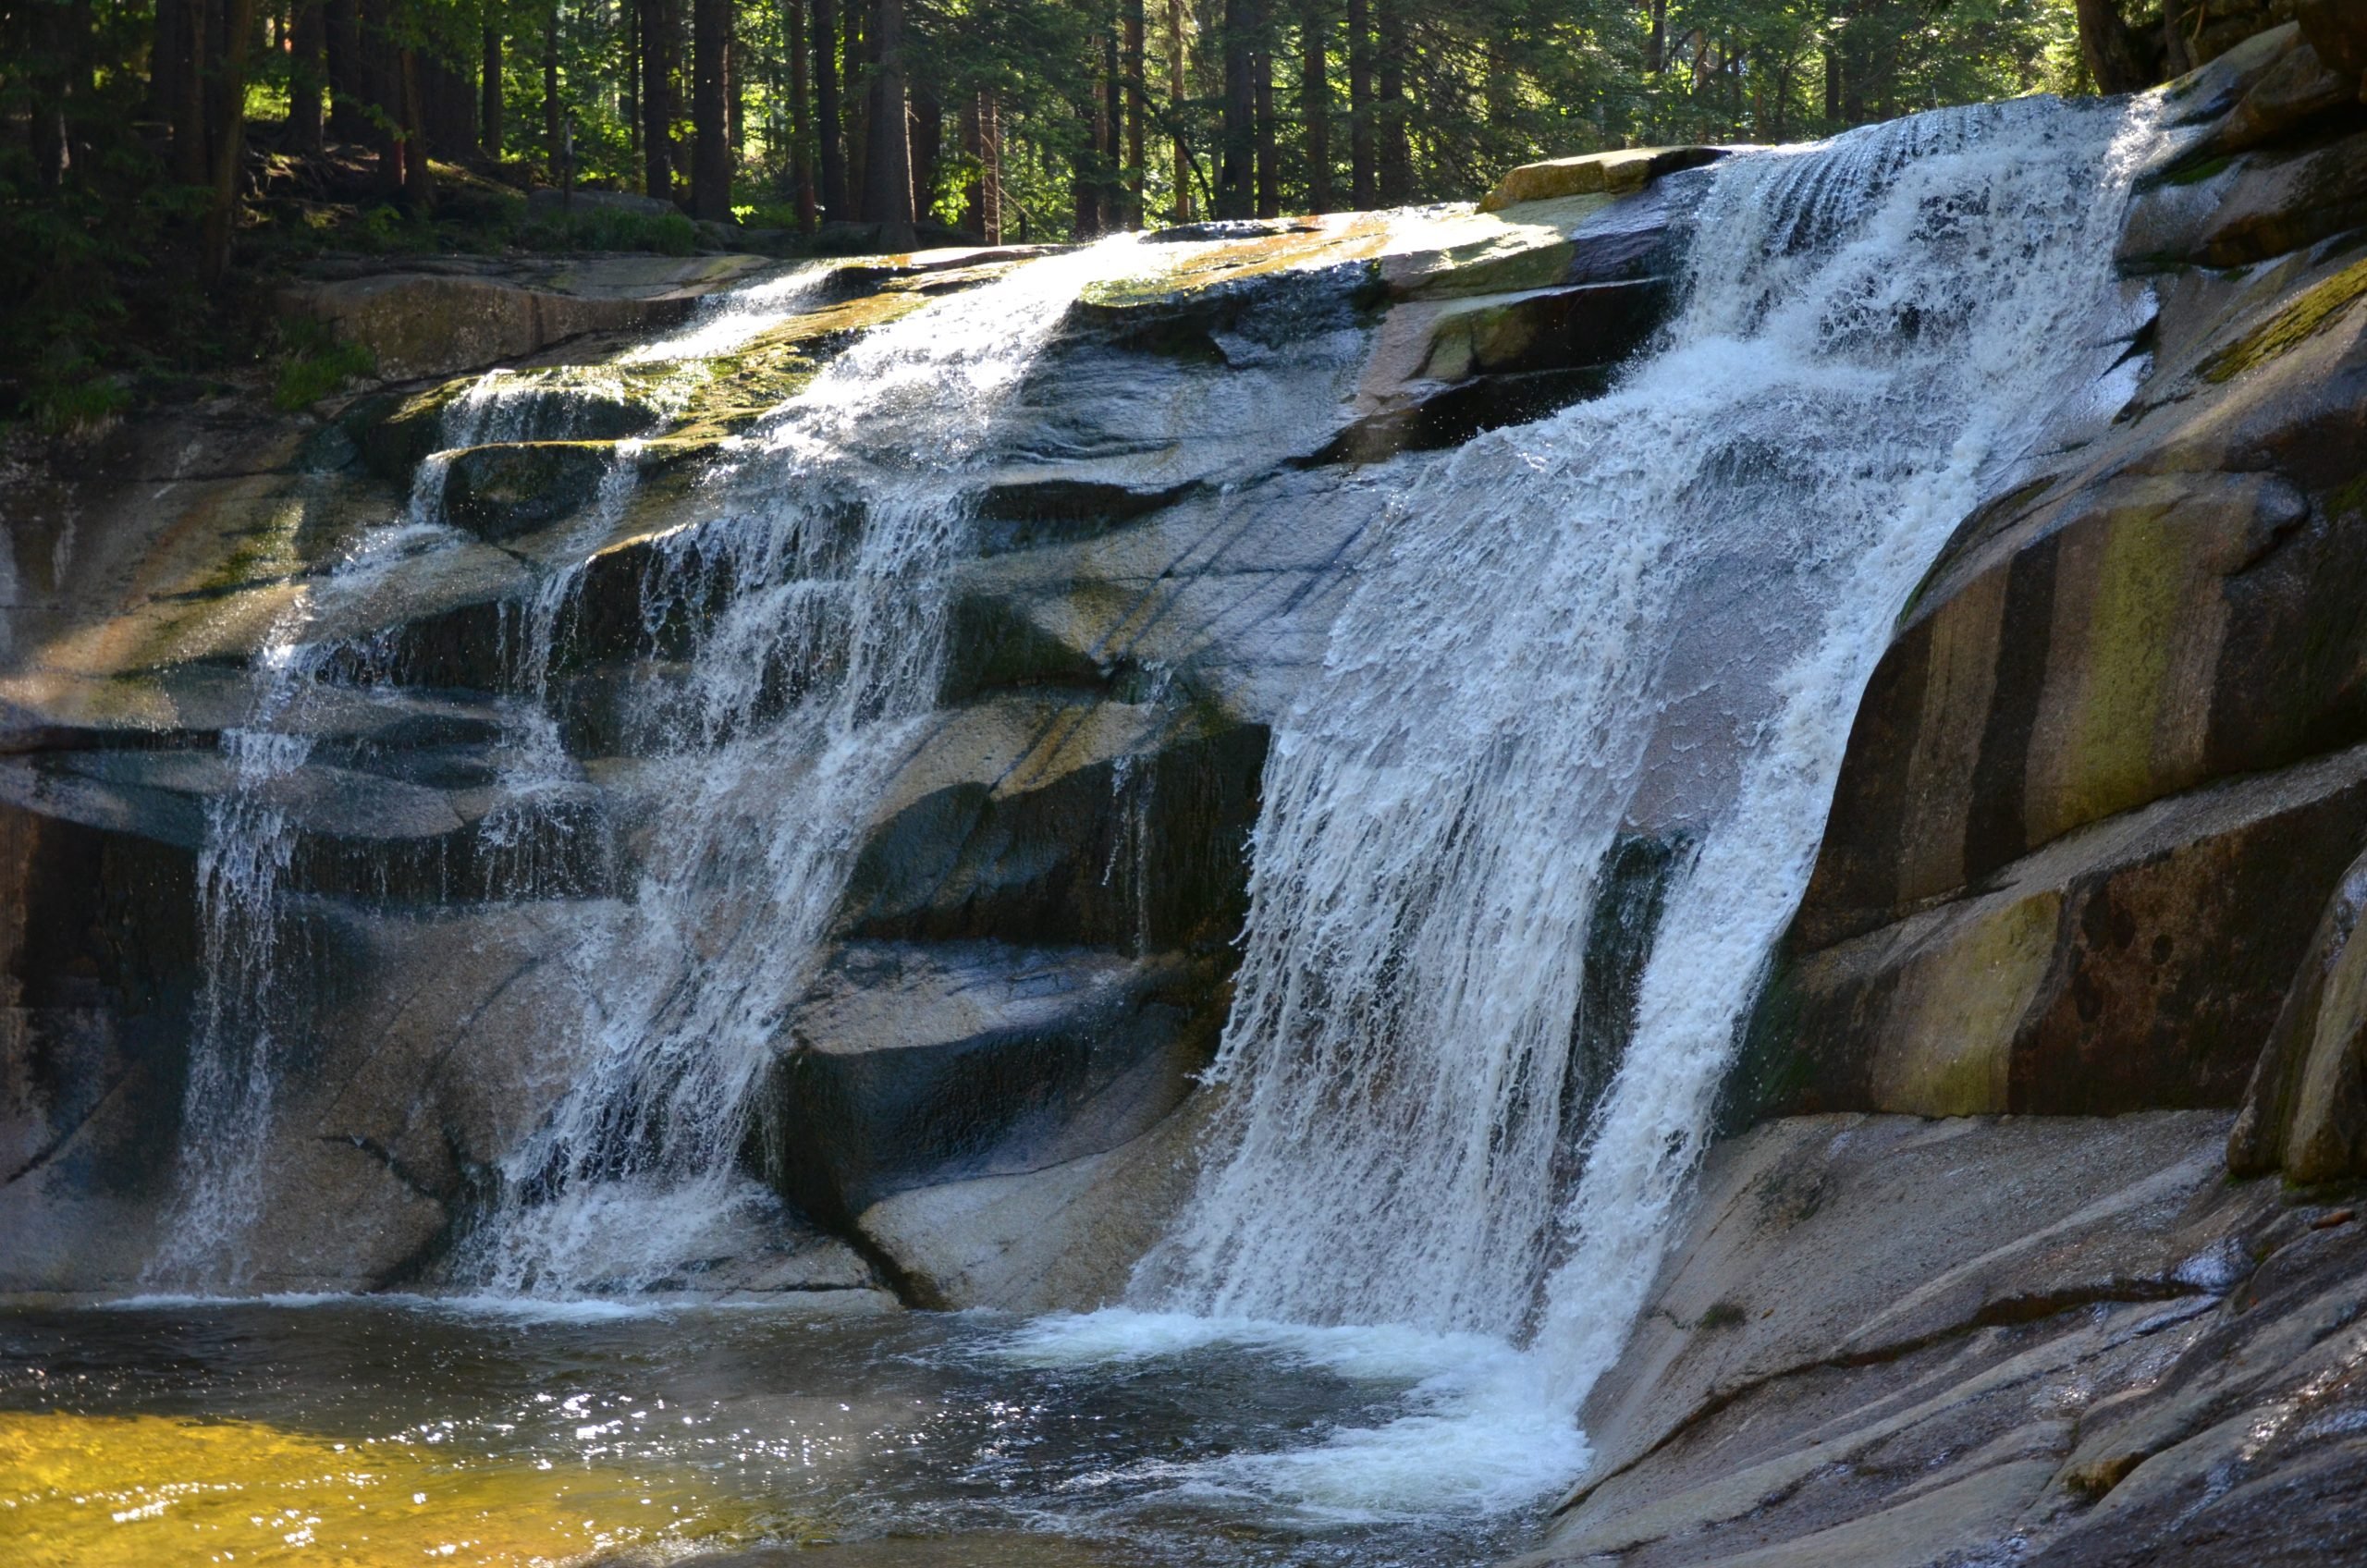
[0,1413,767,1568]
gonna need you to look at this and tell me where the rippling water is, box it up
[1,1299,1550,1568]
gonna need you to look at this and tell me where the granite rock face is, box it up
[0,169,1706,1298]
[1741,22,2367,1126]
[1529,1112,2367,1568]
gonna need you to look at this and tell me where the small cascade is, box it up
[1136,92,2164,1397]
[143,523,444,1288]
[619,262,834,364]
[460,238,1149,1293]
[143,359,662,1287]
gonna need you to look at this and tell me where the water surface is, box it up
[1,1298,1553,1568]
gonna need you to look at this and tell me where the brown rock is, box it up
[1751,742,2367,1120]
[2297,0,2367,80]
[2204,39,2357,153]
[2227,846,2367,1180]
[1477,146,1724,212]
[1799,249,2367,949]
[2193,129,2367,267]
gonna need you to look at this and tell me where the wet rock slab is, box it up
[1528,1111,2366,1568]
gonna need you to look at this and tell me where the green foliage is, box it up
[270,323,379,411]
[513,204,702,253]
[0,0,2103,433]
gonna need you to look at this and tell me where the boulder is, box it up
[2189,129,2367,268]
[2298,0,2367,80]
[838,692,1268,954]
[439,441,628,542]
[761,941,1215,1231]
[2226,845,2367,1181]
[852,1090,1212,1312]
[0,798,197,1292]
[281,255,778,380]
[1478,146,1725,212]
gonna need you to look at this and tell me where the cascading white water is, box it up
[144,520,452,1288]
[145,325,731,1287]
[463,237,1150,1293]
[620,262,834,364]
[1134,93,2164,1427]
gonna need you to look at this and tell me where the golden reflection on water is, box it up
[0,1412,767,1567]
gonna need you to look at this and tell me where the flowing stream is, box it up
[63,90,2175,1568]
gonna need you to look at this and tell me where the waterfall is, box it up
[1135,93,2163,1401]
[143,520,456,1288]
[462,238,1149,1293]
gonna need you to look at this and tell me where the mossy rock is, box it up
[441,442,620,542]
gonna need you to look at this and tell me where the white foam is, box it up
[621,263,837,364]
[992,1308,1587,1523]
[1134,92,2170,1469]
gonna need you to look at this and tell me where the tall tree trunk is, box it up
[420,53,476,160]
[150,0,188,141]
[787,0,815,227]
[202,0,261,280]
[1218,0,1252,217]
[959,88,1001,241]
[911,88,941,226]
[1299,0,1330,212]
[958,92,982,237]
[1167,0,1191,222]
[480,15,503,155]
[543,7,562,176]
[362,0,401,192]
[692,0,730,218]
[1344,0,1371,207]
[400,44,435,207]
[1123,0,1146,228]
[812,0,846,218]
[1647,0,1665,73]
[322,0,362,137]
[1252,1,1276,218]
[727,32,744,155]
[1102,24,1122,227]
[2077,0,2152,93]
[639,0,674,196]
[624,0,639,158]
[26,0,86,189]
[168,0,210,184]
[858,0,912,241]
[1374,0,1407,202]
[1075,31,1107,237]
[288,0,326,152]
[842,0,865,211]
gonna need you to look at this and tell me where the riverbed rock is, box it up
[762,941,1214,1231]
[1531,1110,2366,1568]
[1799,233,2367,952]
[2226,845,2367,1181]
[852,1090,1213,1312]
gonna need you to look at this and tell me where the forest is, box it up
[0,0,2222,426]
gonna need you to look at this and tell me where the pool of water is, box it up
[0,1297,1576,1568]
